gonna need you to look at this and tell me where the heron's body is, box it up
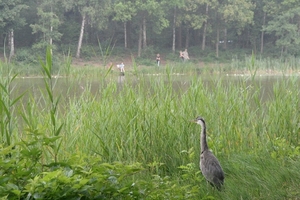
[200,149,224,189]
[194,116,224,190]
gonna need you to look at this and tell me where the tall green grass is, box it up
[224,54,300,75]
[58,72,300,198]
[61,74,299,158]
[1,50,300,199]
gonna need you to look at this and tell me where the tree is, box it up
[200,0,218,51]
[30,0,62,54]
[63,0,86,58]
[134,0,168,57]
[201,3,209,51]
[1,0,299,60]
[63,0,111,58]
[177,0,207,49]
[164,0,185,53]
[0,0,27,61]
[213,0,255,57]
[263,0,300,55]
[250,0,267,54]
[113,1,137,49]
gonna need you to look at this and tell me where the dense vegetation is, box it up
[1,0,300,198]
[0,48,299,199]
[1,0,300,66]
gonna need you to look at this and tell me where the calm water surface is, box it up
[11,74,300,105]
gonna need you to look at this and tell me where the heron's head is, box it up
[192,116,205,126]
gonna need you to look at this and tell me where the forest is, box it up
[1,0,300,63]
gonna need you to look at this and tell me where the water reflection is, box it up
[117,74,125,84]
[10,74,300,105]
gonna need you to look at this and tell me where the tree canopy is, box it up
[0,0,299,58]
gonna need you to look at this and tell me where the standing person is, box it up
[117,62,125,75]
[156,54,161,66]
[179,51,184,61]
[183,49,190,61]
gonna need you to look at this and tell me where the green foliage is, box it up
[135,46,158,66]
[269,137,300,160]
[97,37,116,65]
[39,47,64,162]
[2,0,300,61]
[264,6,300,55]
[165,52,180,62]
[23,157,145,199]
[139,46,154,59]
[30,1,63,51]
[136,57,156,66]
[1,51,300,199]
[14,48,38,63]
[62,49,72,77]
[0,62,24,147]
[221,0,255,30]
[179,0,206,30]
[113,1,137,22]
[0,0,28,31]
[80,45,96,59]
[59,44,77,56]
[59,17,81,45]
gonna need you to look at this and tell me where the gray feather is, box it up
[195,116,225,190]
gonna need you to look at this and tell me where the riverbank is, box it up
[1,53,300,82]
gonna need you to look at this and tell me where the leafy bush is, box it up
[136,57,156,66]
[15,48,38,63]
[80,45,97,59]
[23,158,145,199]
[165,52,181,62]
[141,46,156,60]
[58,44,77,56]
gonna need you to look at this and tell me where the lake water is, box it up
[10,74,300,106]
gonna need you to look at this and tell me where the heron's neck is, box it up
[201,125,208,153]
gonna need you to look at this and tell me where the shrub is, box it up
[15,48,38,63]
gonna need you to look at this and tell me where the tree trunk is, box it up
[124,22,127,48]
[224,28,227,49]
[138,23,142,57]
[185,28,189,49]
[195,30,201,46]
[178,25,182,49]
[216,26,219,58]
[8,29,14,62]
[172,7,176,53]
[127,21,132,48]
[142,16,147,49]
[76,13,86,58]
[49,5,53,55]
[202,3,209,51]
[260,12,266,54]
[298,17,300,32]
[50,25,53,55]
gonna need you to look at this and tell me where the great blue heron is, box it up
[193,116,224,190]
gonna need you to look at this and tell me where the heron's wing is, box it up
[210,159,224,180]
[200,151,224,183]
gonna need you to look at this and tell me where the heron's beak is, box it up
[190,119,197,123]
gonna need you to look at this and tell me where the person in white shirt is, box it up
[117,62,125,73]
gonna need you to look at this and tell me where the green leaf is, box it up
[43,136,61,145]
[11,189,21,197]
[11,92,26,107]
[104,63,113,78]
